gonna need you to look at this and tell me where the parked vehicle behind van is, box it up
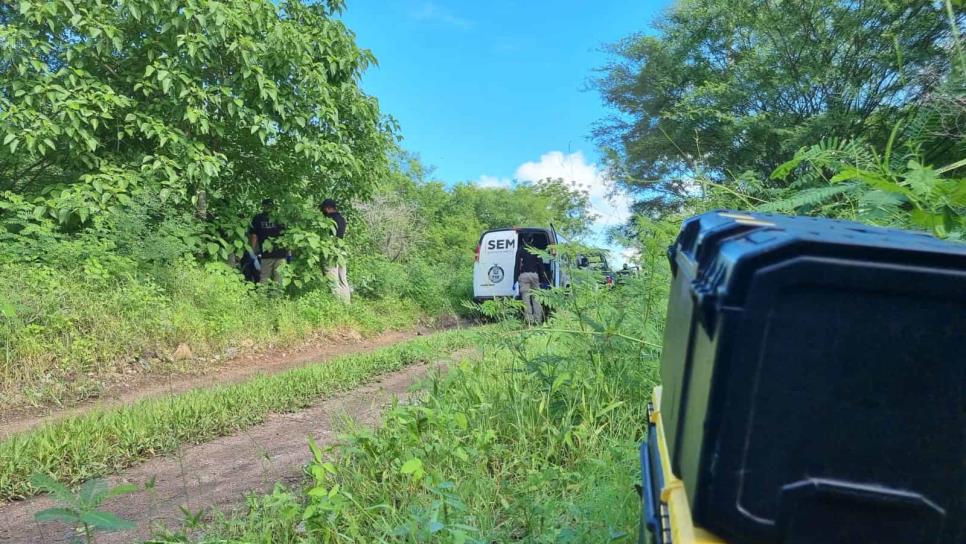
[472,227,565,303]
[575,252,615,286]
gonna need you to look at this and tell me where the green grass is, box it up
[162,273,667,543]
[0,259,425,408]
[0,328,480,501]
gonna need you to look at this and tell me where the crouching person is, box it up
[250,199,287,284]
[321,199,351,303]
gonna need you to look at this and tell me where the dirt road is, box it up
[1,322,463,438]
[0,354,469,544]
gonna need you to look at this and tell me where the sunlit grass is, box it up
[0,328,479,501]
[171,270,668,543]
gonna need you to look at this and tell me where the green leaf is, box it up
[308,436,324,464]
[0,301,16,319]
[835,168,914,199]
[103,483,138,500]
[903,161,939,198]
[859,188,904,205]
[307,485,329,498]
[78,479,108,506]
[34,508,81,525]
[909,209,941,230]
[29,474,75,506]
[400,458,423,476]
[770,153,804,180]
[579,315,606,333]
[79,510,136,531]
[757,183,857,212]
[948,179,966,206]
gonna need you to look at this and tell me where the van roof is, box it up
[478,227,553,244]
[480,227,552,236]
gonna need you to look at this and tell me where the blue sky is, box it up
[340,1,671,260]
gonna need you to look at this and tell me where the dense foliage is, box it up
[595,0,963,216]
[0,329,478,501]
[347,152,594,313]
[0,153,592,409]
[3,0,963,541]
[0,0,597,408]
[150,249,672,543]
[1,0,389,284]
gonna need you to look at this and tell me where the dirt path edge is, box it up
[0,354,471,544]
[1,321,469,438]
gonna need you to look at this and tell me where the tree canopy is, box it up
[366,152,596,272]
[0,0,391,281]
[594,0,959,213]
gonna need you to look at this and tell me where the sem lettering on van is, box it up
[486,238,516,251]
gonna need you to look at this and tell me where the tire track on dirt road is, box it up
[0,349,477,544]
[1,321,469,438]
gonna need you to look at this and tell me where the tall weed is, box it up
[0,256,423,408]
[0,330,477,501]
[171,252,671,543]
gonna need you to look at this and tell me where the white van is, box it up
[472,227,566,302]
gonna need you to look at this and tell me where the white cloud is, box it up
[619,247,641,266]
[472,149,637,264]
[514,150,632,228]
[411,2,472,29]
[475,150,635,260]
[477,175,513,189]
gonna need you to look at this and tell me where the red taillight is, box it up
[474,245,480,262]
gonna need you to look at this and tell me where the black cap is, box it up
[261,198,274,207]
[320,199,337,210]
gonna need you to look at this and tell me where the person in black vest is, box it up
[321,199,350,303]
[249,199,287,284]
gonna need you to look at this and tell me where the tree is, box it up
[356,193,424,262]
[351,152,596,273]
[0,0,391,284]
[594,0,958,214]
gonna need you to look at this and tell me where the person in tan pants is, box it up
[321,199,351,303]
[516,235,547,324]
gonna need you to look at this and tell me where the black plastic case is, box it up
[660,211,966,544]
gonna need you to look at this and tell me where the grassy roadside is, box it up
[0,259,430,409]
[164,274,666,543]
[0,327,480,501]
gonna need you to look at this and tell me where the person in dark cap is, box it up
[321,198,350,302]
[249,198,287,284]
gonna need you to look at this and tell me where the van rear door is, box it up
[549,224,561,287]
[473,229,518,299]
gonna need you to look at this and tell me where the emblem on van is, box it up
[487,265,504,283]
